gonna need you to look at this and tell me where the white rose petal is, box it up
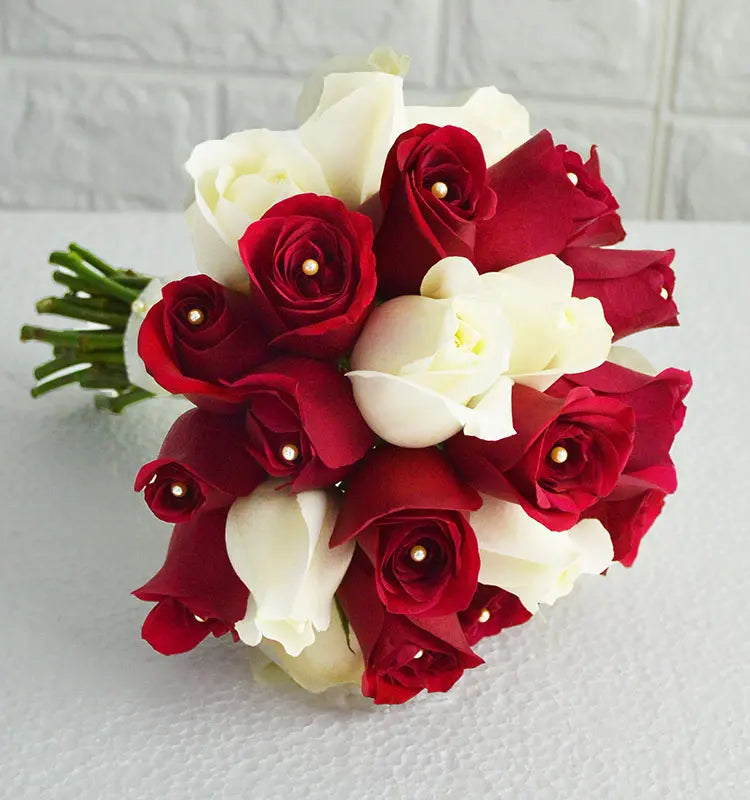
[258,606,364,694]
[226,481,354,657]
[607,344,658,375]
[299,70,407,207]
[185,129,331,287]
[481,254,613,390]
[471,495,614,613]
[407,86,531,167]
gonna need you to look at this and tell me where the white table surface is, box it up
[1,214,748,800]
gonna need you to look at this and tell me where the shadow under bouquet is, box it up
[21,48,691,705]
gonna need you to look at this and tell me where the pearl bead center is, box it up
[549,445,569,465]
[410,545,428,563]
[187,308,205,326]
[430,181,449,199]
[567,171,580,186]
[478,608,491,624]
[660,287,669,300]
[301,258,320,276]
[413,649,424,660]
[280,443,300,463]
[170,481,187,498]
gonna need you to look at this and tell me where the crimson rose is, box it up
[446,383,635,531]
[331,446,481,617]
[138,274,270,408]
[549,362,691,495]
[562,246,679,339]
[458,584,532,647]
[337,549,483,705]
[236,356,373,492]
[550,361,691,564]
[372,124,496,297]
[238,194,376,358]
[473,130,625,272]
[133,509,248,655]
[557,144,625,247]
[134,409,265,523]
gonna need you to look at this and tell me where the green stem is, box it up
[95,387,154,413]
[61,294,130,314]
[36,297,129,329]
[113,273,150,289]
[52,270,99,295]
[30,367,90,398]
[21,326,124,351]
[79,368,130,390]
[68,243,117,277]
[49,252,138,304]
[34,350,125,380]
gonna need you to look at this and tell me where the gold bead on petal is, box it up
[280,443,300,463]
[302,258,320,276]
[410,545,428,563]
[170,481,187,498]
[430,181,449,199]
[478,608,491,624]
[549,445,569,465]
[187,308,205,326]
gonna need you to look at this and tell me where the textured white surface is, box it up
[1,213,749,799]
[1,0,750,220]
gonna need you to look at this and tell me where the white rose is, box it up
[185,129,331,288]
[225,481,354,657]
[257,608,364,694]
[347,255,612,448]
[407,86,531,168]
[297,50,408,209]
[471,495,614,613]
[348,257,515,448]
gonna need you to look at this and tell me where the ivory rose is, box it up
[470,495,614,613]
[347,255,612,448]
[225,481,354,656]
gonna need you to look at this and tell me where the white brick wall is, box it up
[0,0,748,219]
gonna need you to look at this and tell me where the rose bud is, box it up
[585,488,666,567]
[473,131,624,272]
[561,246,679,339]
[134,409,265,523]
[236,356,373,492]
[132,509,248,655]
[238,194,377,358]
[138,274,270,408]
[337,549,483,705]
[446,383,635,531]
[226,481,354,657]
[372,124,497,297]
[458,584,532,647]
[331,446,482,617]
[549,361,692,496]
[556,144,625,247]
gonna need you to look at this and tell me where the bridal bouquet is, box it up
[21,49,690,705]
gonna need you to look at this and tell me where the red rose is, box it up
[473,131,624,272]
[133,509,248,655]
[550,361,691,565]
[458,584,532,647]
[138,275,270,408]
[134,409,265,523]
[586,488,666,567]
[561,246,679,339]
[331,446,481,617]
[549,362,692,495]
[557,145,625,247]
[446,383,635,531]
[238,194,376,358]
[372,124,496,297]
[236,356,373,491]
[337,549,483,705]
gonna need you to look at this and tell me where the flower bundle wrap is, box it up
[22,49,691,705]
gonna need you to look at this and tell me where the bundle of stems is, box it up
[20,244,154,413]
